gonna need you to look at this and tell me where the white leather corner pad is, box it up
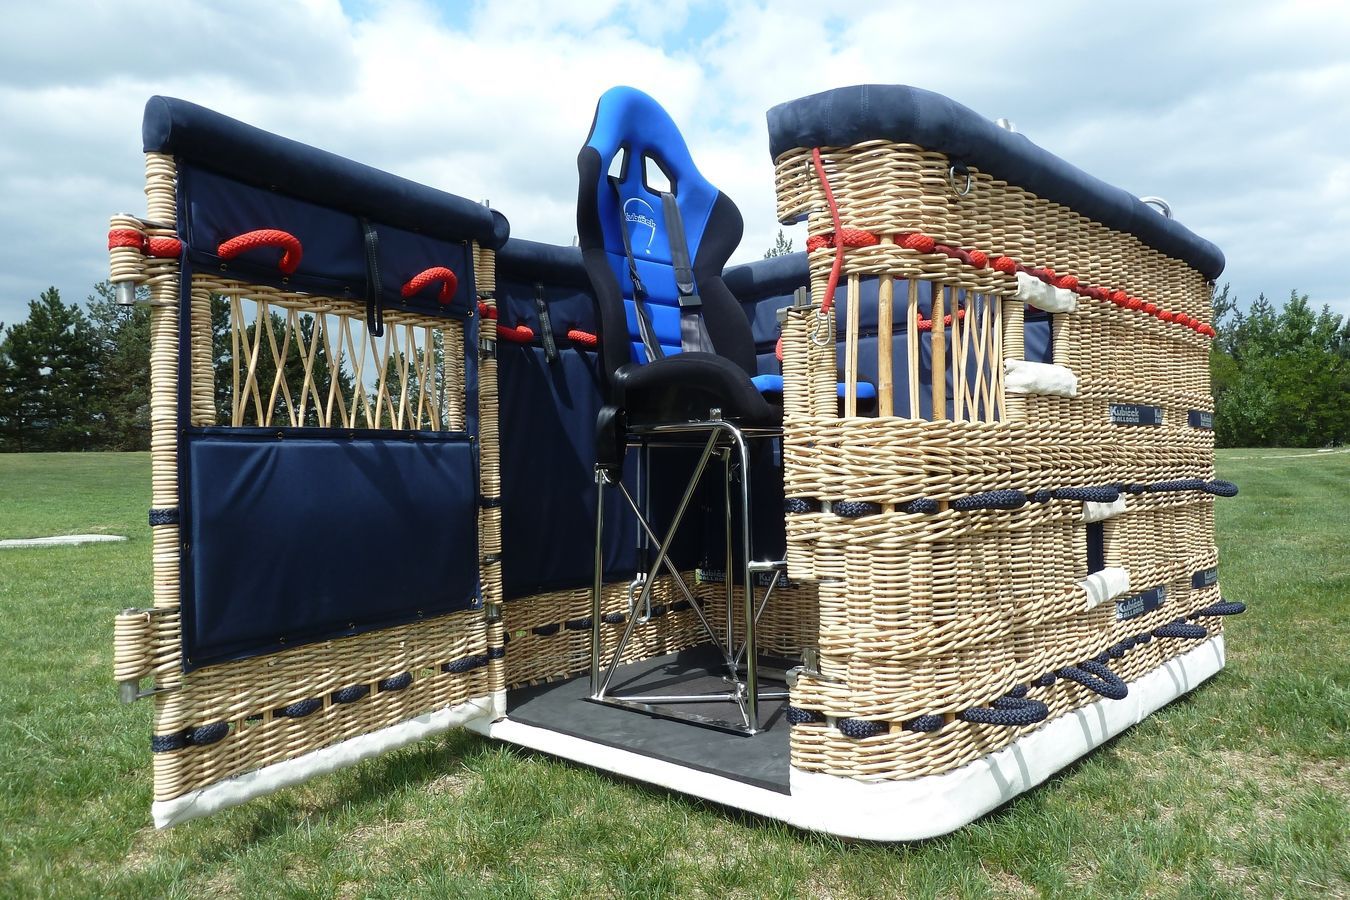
[1084,495,1128,522]
[1016,271,1077,313]
[1004,359,1078,397]
[1080,566,1131,610]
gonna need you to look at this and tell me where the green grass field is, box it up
[0,450,1345,898]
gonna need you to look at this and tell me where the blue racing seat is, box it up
[576,86,778,427]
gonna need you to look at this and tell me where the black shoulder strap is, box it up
[610,180,663,362]
[534,282,558,363]
[661,192,713,354]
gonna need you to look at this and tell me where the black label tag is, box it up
[1110,404,1163,426]
[696,568,790,588]
[1116,585,1166,620]
[1188,409,1214,429]
[1192,567,1219,589]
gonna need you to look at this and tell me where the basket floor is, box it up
[505,644,792,793]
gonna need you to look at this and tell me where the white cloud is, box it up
[1,0,1348,328]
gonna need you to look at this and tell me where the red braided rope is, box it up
[477,301,498,320]
[801,222,1213,338]
[566,328,598,348]
[107,229,144,250]
[401,266,459,305]
[217,229,302,275]
[497,323,534,343]
[146,237,182,258]
[109,230,181,257]
[811,147,847,315]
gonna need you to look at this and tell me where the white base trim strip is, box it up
[1005,359,1079,397]
[151,692,504,828]
[483,637,1225,841]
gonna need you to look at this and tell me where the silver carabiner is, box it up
[948,164,972,197]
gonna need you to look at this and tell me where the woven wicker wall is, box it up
[772,140,1230,781]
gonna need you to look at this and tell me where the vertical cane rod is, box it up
[877,237,895,416]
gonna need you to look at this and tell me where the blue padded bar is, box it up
[144,96,509,250]
[766,85,1224,279]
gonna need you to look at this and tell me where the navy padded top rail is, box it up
[766,85,1224,280]
[143,96,509,250]
[581,86,721,362]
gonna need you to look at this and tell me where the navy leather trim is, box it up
[143,96,509,249]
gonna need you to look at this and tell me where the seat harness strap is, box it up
[611,179,664,362]
[661,191,714,354]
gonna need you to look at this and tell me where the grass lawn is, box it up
[0,449,1345,898]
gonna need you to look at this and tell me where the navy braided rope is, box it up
[1146,478,1207,493]
[151,731,188,753]
[487,645,506,660]
[1055,660,1128,700]
[276,697,322,719]
[902,714,945,732]
[147,507,179,526]
[601,612,626,625]
[1053,485,1121,504]
[331,684,370,704]
[564,617,592,631]
[786,706,826,726]
[378,672,413,692]
[1153,620,1208,640]
[1120,483,1149,494]
[959,696,1049,727]
[837,718,889,739]
[648,604,668,618]
[1191,600,1246,618]
[671,600,693,613]
[1030,489,1053,503]
[442,653,489,674]
[1204,480,1239,497]
[784,497,821,514]
[532,622,561,636]
[951,489,1027,511]
[189,722,230,747]
[1033,672,1056,687]
[902,498,939,514]
[834,500,882,519]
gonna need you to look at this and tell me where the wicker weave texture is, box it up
[774,136,1227,782]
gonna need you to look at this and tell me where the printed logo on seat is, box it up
[623,197,657,251]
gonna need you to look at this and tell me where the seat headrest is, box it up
[580,86,719,265]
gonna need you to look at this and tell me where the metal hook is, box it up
[948,163,972,197]
[810,310,833,347]
[1140,196,1173,219]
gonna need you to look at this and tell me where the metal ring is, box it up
[1140,196,1173,219]
[948,164,972,197]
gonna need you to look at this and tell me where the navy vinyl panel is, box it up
[182,429,480,670]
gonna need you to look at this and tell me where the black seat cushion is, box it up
[612,352,779,426]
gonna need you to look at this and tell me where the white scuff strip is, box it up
[1004,359,1078,397]
[1084,496,1128,522]
[152,692,504,828]
[1080,566,1131,610]
[0,534,127,548]
[484,636,1225,842]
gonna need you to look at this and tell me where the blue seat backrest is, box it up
[580,86,721,364]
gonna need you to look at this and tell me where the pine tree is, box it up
[764,229,793,258]
[0,288,100,451]
[86,281,151,450]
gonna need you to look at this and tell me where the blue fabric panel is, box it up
[1024,312,1053,363]
[182,429,479,670]
[496,343,705,598]
[496,345,640,597]
[584,87,722,359]
[144,96,508,249]
[766,85,1224,279]
[181,164,475,316]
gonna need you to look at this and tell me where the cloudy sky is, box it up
[2,0,1347,328]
